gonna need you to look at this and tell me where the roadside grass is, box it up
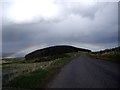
[6,69,51,88]
[50,57,72,68]
[3,52,81,89]
[2,61,53,85]
[88,52,120,64]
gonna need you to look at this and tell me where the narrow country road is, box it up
[47,54,120,88]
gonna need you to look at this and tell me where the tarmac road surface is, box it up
[47,54,120,88]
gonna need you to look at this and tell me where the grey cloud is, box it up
[55,1,109,19]
[2,22,52,43]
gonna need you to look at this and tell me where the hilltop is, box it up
[25,45,91,62]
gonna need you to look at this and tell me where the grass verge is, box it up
[88,53,120,64]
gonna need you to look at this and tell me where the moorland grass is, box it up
[88,53,120,63]
[3,52,81,88]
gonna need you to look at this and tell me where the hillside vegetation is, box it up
[89,46,120,63]
[25,45,91,62]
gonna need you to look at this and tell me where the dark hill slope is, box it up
[25,45,91,61]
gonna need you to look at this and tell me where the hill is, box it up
[25,45,91,62]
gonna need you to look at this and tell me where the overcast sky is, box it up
[1,0,118,58]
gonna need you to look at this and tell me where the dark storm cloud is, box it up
[2,1,118,57]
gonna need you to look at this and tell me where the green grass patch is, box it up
[6,69,51,88]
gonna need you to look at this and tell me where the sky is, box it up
[1,0,119,58]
